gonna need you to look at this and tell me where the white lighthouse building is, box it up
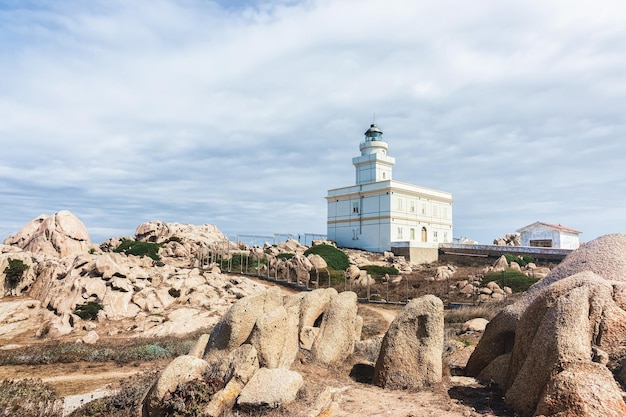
[326,124,453,263]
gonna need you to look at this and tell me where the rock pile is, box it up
[493,233,521,246]
[142,286,362,415]
[3,210,92,258]
[0,212,267,340]
[466,234,626,417]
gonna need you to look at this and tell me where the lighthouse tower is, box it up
[352,124,396,184]
[326,122,453,263]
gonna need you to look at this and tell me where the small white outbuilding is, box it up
[516,222,582,249]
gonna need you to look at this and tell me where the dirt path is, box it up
[0,360,168,397]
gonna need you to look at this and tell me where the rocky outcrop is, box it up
[467,234,626,417]
[205,286,361,367]
[310,291,360,365]
[236,367,303,410]
[534,362,626,417]
[434,264,456,281]
[493,233,520,246]
[142,286,362,416]
[373,295,444,390]
[207,286,284,352]
[142,355,210,417]
[535,233,626,290]
[3,210,91,258]
[0,214,268,340]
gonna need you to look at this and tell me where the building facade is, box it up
[516,222,581,249]
[326,124,453,262]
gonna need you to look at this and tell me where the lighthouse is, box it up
[326,123,453,263]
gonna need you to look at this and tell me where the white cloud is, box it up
[1,0,625,244]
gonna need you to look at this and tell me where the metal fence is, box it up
[196,241,417,304]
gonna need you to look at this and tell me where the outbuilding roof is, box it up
[516,221,582,235]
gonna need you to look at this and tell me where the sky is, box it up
[1,0,625,245]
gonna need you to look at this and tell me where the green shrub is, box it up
[277,253,295,260]
[485,268,539,293]
[221,254,248,270]
[0,379,62,417]
[114,239,162,261]
[3,259,29,290]
[304,245,349,271]
[74,301,103,320]
[360,265,399,278]
[318,269,345,286]
[503,254,534,267]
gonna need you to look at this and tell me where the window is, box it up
[444,232,448,242]
[434,231,438,242]
[422,204,426,215]
[421,227,427,242]
[410,201,415,212]
[352,229,359,240]
[396,198,403,210]
[410,228,415,240]
[397,227,403,239]
[530,239,552,248]
[433,205,438,217]
[352,202,359,214]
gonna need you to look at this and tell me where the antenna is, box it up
[372,112,376,124]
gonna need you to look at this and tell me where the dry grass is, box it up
[0,332,207,367]
[67,371,159,417]
[0,378,63,417]
[444,301,510,324]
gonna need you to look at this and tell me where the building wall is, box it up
[557,233,580,249]
[519,225,580,249]
[327,180,453,253]
[388,188,453,246]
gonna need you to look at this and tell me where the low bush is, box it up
[3,258,29,290]
[484,268,539,293]
[0,333,200,366]
[74,301,103,320]
[318,269,345,286]
[360,265,399,278]
[276,253,295,260]
[68,371,159,417]
[0,379,63,417]
[114,239,162,261]
[503,253,534,267]
[304,245,349,271]
[159,370,225,417]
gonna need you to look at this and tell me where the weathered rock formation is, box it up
[3,210,92,258]
[466,234,626,417]
[493,233,521,246]
[236,367,304,410]
[373,294,444,390]
[140,286,362,416]
[205,286,361,367]
[0,213,267,340]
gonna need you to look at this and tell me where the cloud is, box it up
[1,0,625,245]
